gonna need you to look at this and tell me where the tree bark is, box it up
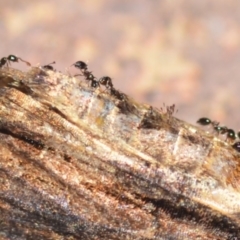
[0,66,239,239]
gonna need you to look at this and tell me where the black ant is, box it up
[42,61,56,71]
[0,54,31,68]
[72,60,99,88]
[197,117,238,142]
[198,118,240,153]
[72,60,125,100]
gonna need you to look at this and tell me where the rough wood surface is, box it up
[0,66,239,239]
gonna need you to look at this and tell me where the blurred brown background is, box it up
[1,0,240,129]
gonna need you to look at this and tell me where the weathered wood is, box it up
[0,66,239,239]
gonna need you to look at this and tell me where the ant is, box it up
[0,54,31,68]
[72,60,124,100]
[197,117,240,153]
[72,60,99,88]
[197,117,237,141]
[42,61,56,71]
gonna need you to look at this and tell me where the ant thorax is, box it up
[197,117,240,152]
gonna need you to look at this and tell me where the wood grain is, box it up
[0,67,239,239]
